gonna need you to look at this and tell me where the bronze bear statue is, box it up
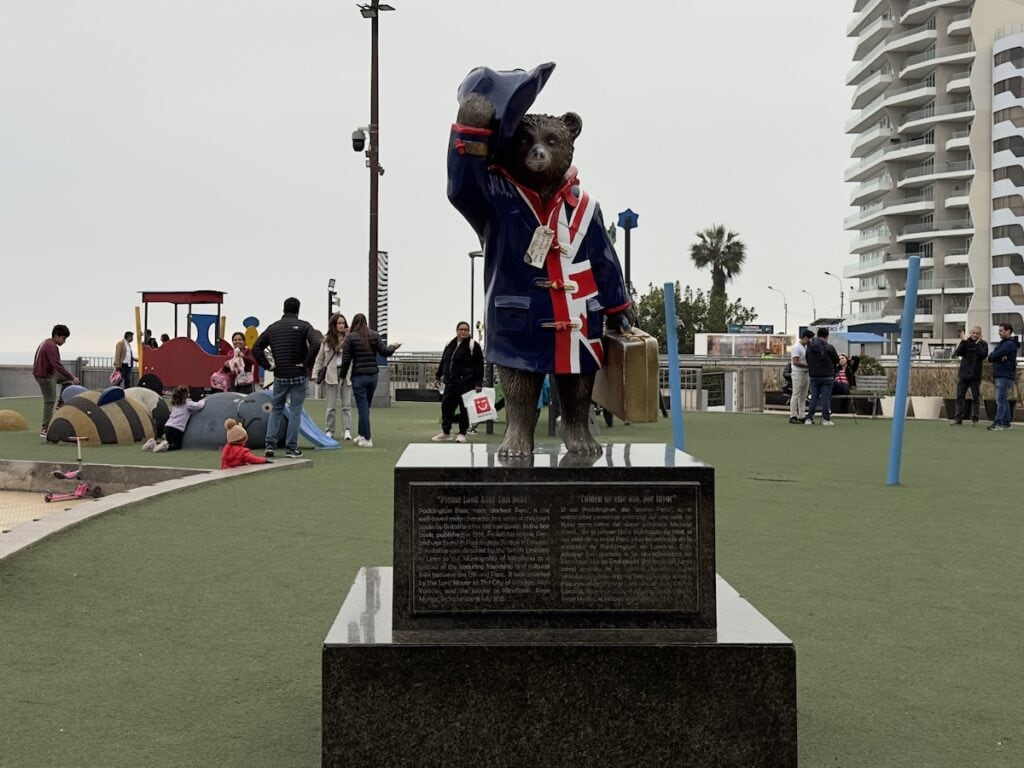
[447,64,632,457]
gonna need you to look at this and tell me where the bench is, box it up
[833,374,888,419]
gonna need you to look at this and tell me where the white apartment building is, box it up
[845,0,1024,350]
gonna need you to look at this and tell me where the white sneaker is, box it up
[153,440,170,453]
[343,430,352,441]
[142,437,156,451]
[431,432,452,442]
[804,419,814,426]
[325,431,333,439]
[455,434,467,443]
[356,437,373,448]
[822,419,835,427]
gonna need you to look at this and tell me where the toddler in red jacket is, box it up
[221,419,271,469]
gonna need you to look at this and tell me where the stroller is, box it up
[44,437,103,502]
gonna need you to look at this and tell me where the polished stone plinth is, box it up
[322,567,797,768]
[393,443,716,631]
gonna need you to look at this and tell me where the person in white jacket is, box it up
[313,313,353,441]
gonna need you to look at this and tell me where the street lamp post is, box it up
[468,249,483,334]
[824,270,844,317]
[801,289,817,323]
[327,278,338,325]
[767,285,788,336]
[357,1,395,330]
[616,209,639,296]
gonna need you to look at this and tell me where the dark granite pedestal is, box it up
[323,568,796,767]
[322,444,796,767]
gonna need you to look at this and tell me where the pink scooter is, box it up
[44,437,103,502]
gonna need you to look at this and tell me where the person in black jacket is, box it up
[805,327,840,426]
[951,325,987,425]
[432,321,485,443]
[338,313,401,448]
[252,297,320,458]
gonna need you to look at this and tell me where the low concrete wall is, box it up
[0,365,43,398]
[0,460,209,495]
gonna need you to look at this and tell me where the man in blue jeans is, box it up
[987,322,1018,431]
[252,297,320,457]
[805,327,840,426]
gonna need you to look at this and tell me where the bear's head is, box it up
[496,112,582,204]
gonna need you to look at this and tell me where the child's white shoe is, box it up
[142,438,156,451]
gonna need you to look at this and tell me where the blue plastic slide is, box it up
[299,410,340,449]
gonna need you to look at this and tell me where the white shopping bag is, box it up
[462,387,497,425]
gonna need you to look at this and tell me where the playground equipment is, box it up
[137,290,252,391]
[44,437,103,502]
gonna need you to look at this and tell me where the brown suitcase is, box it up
[592,326,660,423]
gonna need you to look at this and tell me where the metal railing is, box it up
[901,159,973,180]
[905,42,975,68]
[901,218,973,235]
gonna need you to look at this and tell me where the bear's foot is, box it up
[497,434,534,458]
[562,425,602,456]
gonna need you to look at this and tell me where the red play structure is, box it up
[138,290,235,390]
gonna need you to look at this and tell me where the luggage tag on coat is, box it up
[524,225,555,268]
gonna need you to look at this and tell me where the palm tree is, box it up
[689,224,746,298]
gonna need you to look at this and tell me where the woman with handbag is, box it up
[338,313,401,448]
[313,313,354,441]
[432,321,485,443]
[229,332,259,394]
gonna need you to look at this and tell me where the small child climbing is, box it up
[143,386,204,453]
[221,418,271,469]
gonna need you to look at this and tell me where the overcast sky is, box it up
[0,1,854,361]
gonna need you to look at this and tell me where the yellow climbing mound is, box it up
[0,410,29,431]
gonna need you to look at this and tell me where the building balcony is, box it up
[856,284,891,301]
[946,69,972,94]
[885,81,937,108]
[851,124,897,157]
[896,218,974,243]
[885,23,936,55]
[851,229,893,253]
[944,249,970,266]
[901,0,973,27]
[844,146,888,182]
[844,255,887,278]
[884,192,935,217]
[855,16,895,59]
[885,136,936,162]
[947,11,971,36]
[848,0,887,37]
[844,200,887,230]
[846,93,887,133]
[897,160,974,188]
[852,69,895,109]
[900,42,975,79]
[944,190,970,209]
[882,254,935,271]
[847,39,889,86]
[850,175,893,205]
[898,101,975,134]
[846,309,889,322]
[945,129,970,151]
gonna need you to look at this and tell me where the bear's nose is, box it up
[529,145,548,161]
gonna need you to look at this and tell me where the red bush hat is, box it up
[457,62,555,157]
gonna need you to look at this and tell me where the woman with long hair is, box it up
[338,313,401,447]
[312,312,353,440]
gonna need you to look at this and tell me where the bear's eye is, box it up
[546,136,557,146]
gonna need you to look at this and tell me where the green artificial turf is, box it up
[1,396,1022,767]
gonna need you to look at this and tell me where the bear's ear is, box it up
[561,112,582,140]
